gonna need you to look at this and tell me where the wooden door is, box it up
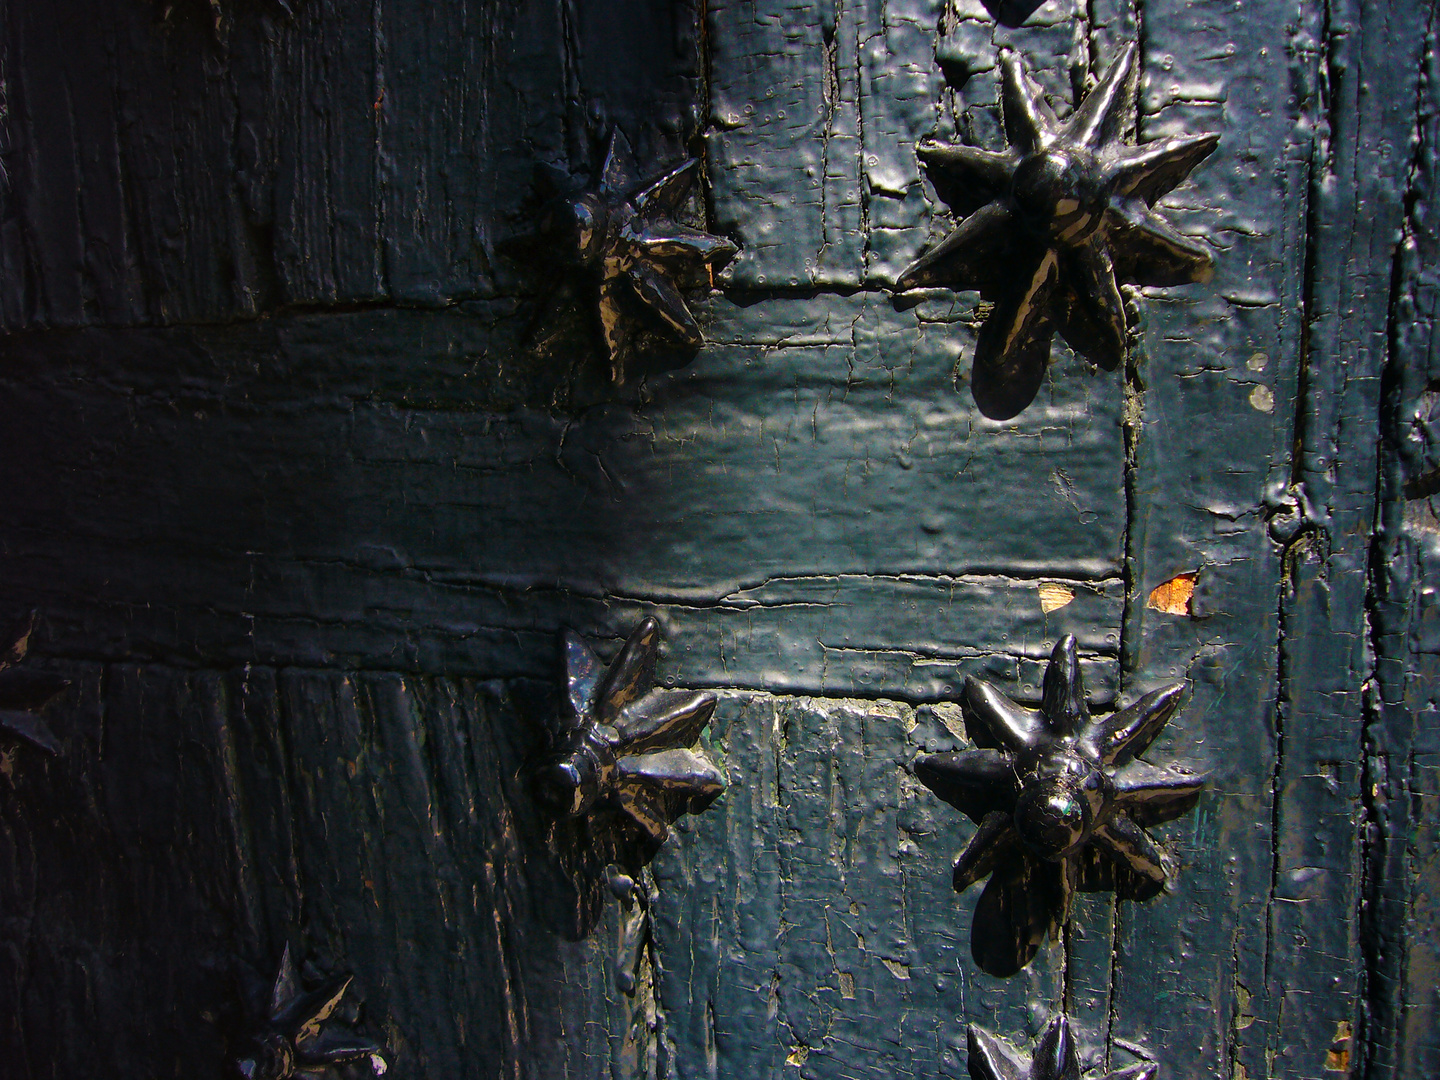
[0,1,1436,1078]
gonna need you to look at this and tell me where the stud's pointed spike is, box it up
[628,220,737,269]
[296,1029,386,1066]
[916,141,1017,207]
[560,629,605,732]
[971,853,1056,976]
[0,612,35,669]
[600,129,640,197]
[1107,207,1215,287]
[1063,242,1129,370]
[1111,761,1206,826]
[598,618,662,720]
[1041,635,1089,736]
[615,747,726,815]
[961,677,1047,753]
[1090,683,1185,765]
[612,779,672,848]
[270,943,299,1020]
[1034,1014,1082,1080]
[630,158,698,215]
[953,811,1018,891]
[1105,1062,1159,1080]
[282,974,352,1041]
[981,0,1048,29]
[1064,42,1138,149]
[614,689,716,755]
[0,712,60,755]
[1108,130,1221,205]
[998,49,1057,153]
[625,262,703,349]
[598,267,634,383]
[895,202,1015,294]
[971,247,1060,420]
[531,160,573,203]
[1092,815,1168,891]
[967,1025,1027,1080]
[915,748,1017,822]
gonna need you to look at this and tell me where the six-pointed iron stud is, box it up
[536,617,725,851]
[507,131,738,383]
[0,613,67,758]
[898,44,1219,419]
[915,635,1205,977]
[967,1014,1157,1080]
[235,945,388,1080]
[535,617,726,989]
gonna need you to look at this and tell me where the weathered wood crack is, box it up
[0,1,1437,1078]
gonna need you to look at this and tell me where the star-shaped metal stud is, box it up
[235,945,388,1080]
[0,614,67,758]
[898,44,1219,420]
[536,616,725,854]
[914,635,1204,977]
[535,617,725,988]
[967,1014,1156,1080]
[507,131,738,384]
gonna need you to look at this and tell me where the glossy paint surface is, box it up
[0,1,1435,1079]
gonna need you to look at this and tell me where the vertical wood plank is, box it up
[1111,0,1310,1075]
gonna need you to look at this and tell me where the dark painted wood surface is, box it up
[0,1,1436,1078]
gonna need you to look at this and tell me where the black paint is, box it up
[0,1,1434,1078]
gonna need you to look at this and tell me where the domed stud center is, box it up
[1010,149,1106,246]
[535,730,615,817]
[1014,778,1092,860]
[540,194,609,267]
[535,759,589,816]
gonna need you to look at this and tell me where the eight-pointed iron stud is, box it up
[915,635,1205,976]
[506,131,738,384]
[235,945,388,1080]
[897,44,1219,419]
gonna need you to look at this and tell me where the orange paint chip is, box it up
[1325,1021,1352,1072]
[1038,582,1075,613]
[1147,572,1196,616]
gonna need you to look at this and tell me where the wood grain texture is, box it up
[1365,5,1440,1076]
[0,1,1435,1078]
[0,294,1124,700]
